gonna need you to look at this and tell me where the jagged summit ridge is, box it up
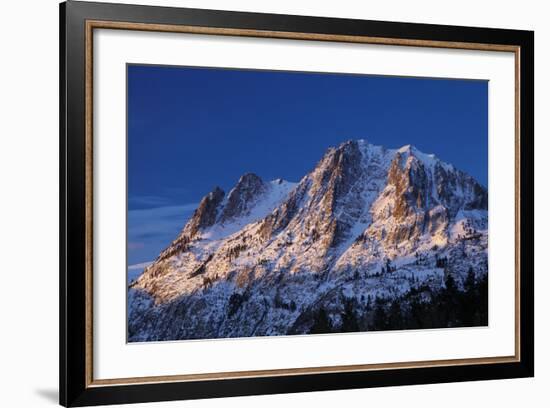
[129,140,488,341]
[155,172,296,264]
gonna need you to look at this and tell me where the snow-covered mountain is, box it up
[128,140,488,341]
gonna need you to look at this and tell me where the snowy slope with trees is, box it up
[128,140,488,341]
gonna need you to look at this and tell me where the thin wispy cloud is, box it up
[129,195,172,208]
[128,261,153,270]
[128,242,145,250]
[162,186,190,195]
[127,203,197,264]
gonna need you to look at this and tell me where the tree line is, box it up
[307,268,488,334]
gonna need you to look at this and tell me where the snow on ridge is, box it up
[345,139,449,173]
[393,144,440,168]
[201,178,297,241]
[353,139,458,174]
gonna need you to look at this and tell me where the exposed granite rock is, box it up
[220,173,267,223]
[186,186,225,237]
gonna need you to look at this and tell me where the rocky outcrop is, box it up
[220,173,267,223]
[183,186,225,238]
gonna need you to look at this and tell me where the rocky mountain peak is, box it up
[257,140,367,251]
[238,172,264,187]
[387,151,431,218]
[220,173,267,223]
[310,140,363,206]
[184,186,225,238]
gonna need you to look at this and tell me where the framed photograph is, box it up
[60,1,534,406]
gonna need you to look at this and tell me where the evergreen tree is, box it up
[459,267,477,326]
[310,308,332,334]
[341,299,360,332]
[289,300,297,312]
[388,299,404,329]
[441,273,459,326]
[366,294,373,311]
[371,296,388,330]
[464,267,476,293]
[476,273,489,325]
[408,297,425,329]
[444,272,458,294]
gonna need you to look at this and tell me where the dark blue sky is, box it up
[127,64,487,264]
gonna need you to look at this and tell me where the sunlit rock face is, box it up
[219,173,267,223]
[128,140,488,341]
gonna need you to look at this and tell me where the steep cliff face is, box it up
[357,145,487,259]
[128,140,488,341]
[186,186,226,236]
[219,173,267,223]
[154,186,225,265]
